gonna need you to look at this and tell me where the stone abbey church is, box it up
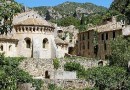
[0,11,68,59]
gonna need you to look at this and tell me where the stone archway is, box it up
[45,70,50,79]
[98,61,103,66]
[68,47,74,54]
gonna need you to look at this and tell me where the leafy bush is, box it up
[32,79,43,90]
[53,58,60,70]
[48,83,62,90]
[64,62,86,78]
[55,16,80,27]
[86,66,129,90]
[0,53,43,90]
[109,36,130,68]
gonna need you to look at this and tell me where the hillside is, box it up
[33,1,107,20]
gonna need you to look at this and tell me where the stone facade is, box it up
[0,10,69,59]
[77,17,125,59]
[19,57,107,80]
[54,25,79,55]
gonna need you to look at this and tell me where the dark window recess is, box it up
[25,39,31,48]
[88,32,89,39]
[94,45,98,57]
[80,35,82,41]
[113,31,116,38]
[105,55,109,60]
[0,45,3,51]
[106,33,108,40]
[101,33,104,40]
[104,43,107,50]
[98,61,103,66]
[45,71,50,79]
[88,42,89,49]
[83,44,85,49]
[82,34,85,40]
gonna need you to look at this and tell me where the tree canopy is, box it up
[109,36,130,68]
[0,0,21,34]
[86,66,130,90]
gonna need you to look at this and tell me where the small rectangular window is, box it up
[101,33,104,40]
[113,31,116,38]
[88,41,89,49]
[80,34,82,41]
[106,33,108,40]
[82,34,85,40]
[88,32,89,39]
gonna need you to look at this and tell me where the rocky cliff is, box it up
[33,1,107,20]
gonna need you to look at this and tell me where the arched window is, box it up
[98,61,103,66]
[0,45,3,51]
[43,38,48,49]
[25,38,31,48]
[45,70,50,79]
[9,45,12,51]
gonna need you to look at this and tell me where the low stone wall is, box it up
[44,79,89,89]
[60,57,108,69]
[18,83,36,90]
[19,58,108,79]
[18,79,94,90]
[18,57,106,90]
[55,71,77,79]
[19,58,54,79]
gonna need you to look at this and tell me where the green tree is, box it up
[0,53,43,90]
[53,58,60,70]
[86,66,128,90]
[64,62,86,78]
[109,36,130,67]
[110,0,130,14]
[0,0,21,34]
[56,16,80,27]
[109,0,130,23]
[0,53,32,90]
[53,58,60,84]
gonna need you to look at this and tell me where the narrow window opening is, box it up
[25,38,31,48]
[113,31,116,38]
[43,38,48,49]
[0,45,3,51]
[101,33,104,40]
[106,33,108,40]
[88,32,89,39]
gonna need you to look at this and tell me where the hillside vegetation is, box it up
[33,1,107,20]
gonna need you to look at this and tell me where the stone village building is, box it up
[77,17,126,59]
[0,10,68,59]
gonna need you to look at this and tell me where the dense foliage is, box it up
[86,66,130,90]
[109,36,130,68]
[0,53,43,90]
[64,62,86,78]
[110,0,130,23]
[52,16,80,27]
[0,53,32,90]
[53,58,60,70]
[0,0,21,34]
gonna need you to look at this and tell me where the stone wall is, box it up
[60,57,108,70]
[19,58,108,79]
[19,58,54,79]
[55,71,77,79]
[18,79,93,90]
